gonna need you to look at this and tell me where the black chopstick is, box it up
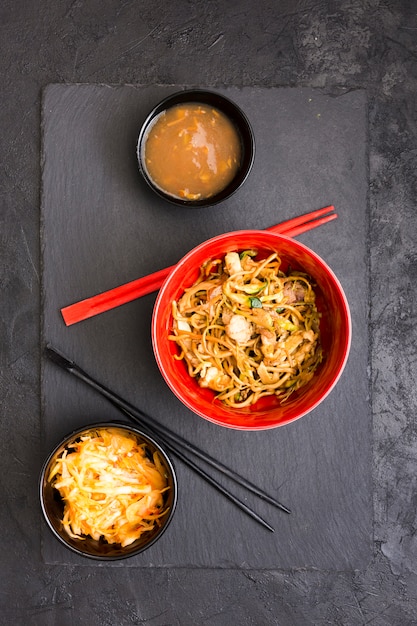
[45,344,291,529]
[45,344,289,514]
[115,404,275,532]
[45,344,275,531]
[117,401,290,514]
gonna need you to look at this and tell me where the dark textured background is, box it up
[1,1,416,624]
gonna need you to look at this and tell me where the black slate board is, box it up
[40,84,371,569]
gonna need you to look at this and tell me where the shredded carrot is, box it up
[48,427,170,547]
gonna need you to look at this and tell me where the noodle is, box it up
[170,250,323,407]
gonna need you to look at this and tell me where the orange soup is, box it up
[143,103,242,201]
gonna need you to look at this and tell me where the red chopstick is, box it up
[61,205,337,326]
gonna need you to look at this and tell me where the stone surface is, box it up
[1,0,416,623]
[40,84,370,570]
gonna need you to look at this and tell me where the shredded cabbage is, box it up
[48,427,170,547]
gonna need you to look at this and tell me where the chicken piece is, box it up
[176,319,192,333]
[199,365,231,391]
[283,280,306,303]
[221,306,233,325]
[207,285,223,317]
[258,328,277,357]
[224,252,242,276]
[209,285,222,299]
[174,319,201,367]
[225,314,253,344]
[302,330,316,343]
[252,307,274,330]
[284,332,310,355]
[267,331,317,368]
[257,361,280,385]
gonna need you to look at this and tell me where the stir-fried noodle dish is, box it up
[170,250,323,408]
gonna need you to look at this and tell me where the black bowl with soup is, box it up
[137,90,255,208]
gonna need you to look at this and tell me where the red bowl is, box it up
[152,230,351,430]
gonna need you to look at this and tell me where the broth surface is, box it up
[143,103,242,201]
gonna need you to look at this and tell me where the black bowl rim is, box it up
[39,420,178,561]
[137,88,256,208]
